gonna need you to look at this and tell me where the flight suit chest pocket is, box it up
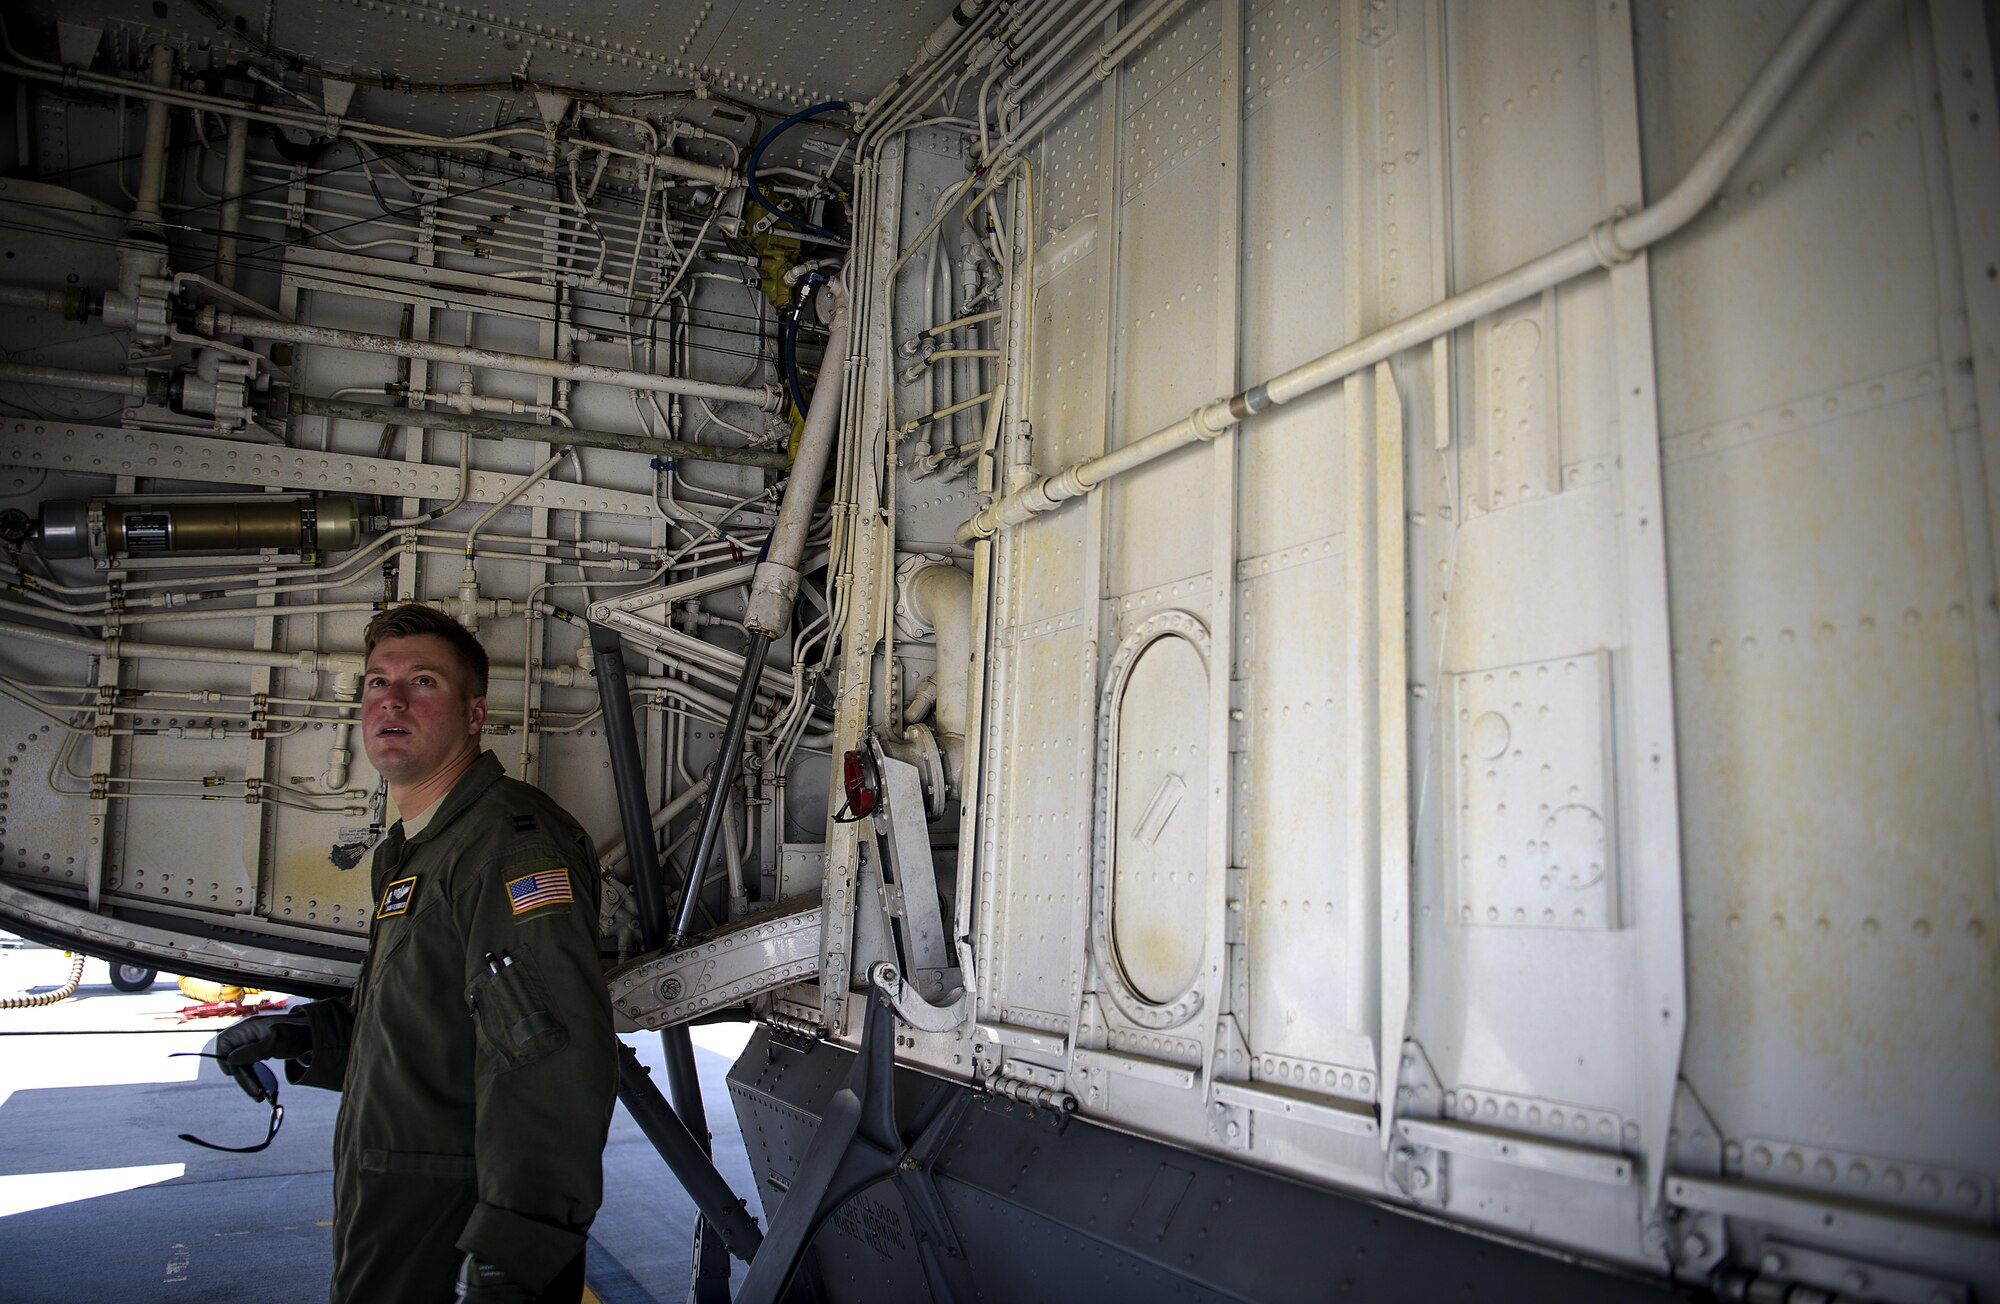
[465,962,569,1069]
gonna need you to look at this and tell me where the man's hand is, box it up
[455,1254,535,1303]
[212,1013,311,1099]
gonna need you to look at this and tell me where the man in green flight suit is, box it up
[215,603,618,1303]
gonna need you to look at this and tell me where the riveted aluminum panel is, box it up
[1669,391,2000,1172]
[1446,652,1618,932]
[1237,18,1347,562]
[1106,36,1227,599]
[1014,242,1101,628]
[1232,547,1373,1074]
[1395,1,1657,1225]
[0,719,91,893]
[1641,2,1940,440]
[984,623,1092,1033]
[1037,96,1104,240]
[1445,1,1608,283]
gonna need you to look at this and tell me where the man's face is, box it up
[360,634,486,786]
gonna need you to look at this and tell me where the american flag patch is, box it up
[506,869,573,915]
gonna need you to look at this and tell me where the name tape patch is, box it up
[377,875,418,918]
[506,868,573,916]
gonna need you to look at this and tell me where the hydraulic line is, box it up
[1,954,85,1009]
[131,45,175,229]
[0,362,154,400]
[746,101,849,242]
[0,285,91,320]
[671,632,768,945]
[674,278,851,946]
[216,112,250,290]
[292,396,788,470]
[199,308,788,413]
[959,0,1859,541]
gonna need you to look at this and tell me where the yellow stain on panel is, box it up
[1672,410,1998,1157]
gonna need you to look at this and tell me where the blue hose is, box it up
[746,100,850,242]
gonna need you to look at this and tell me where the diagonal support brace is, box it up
[614,1042,766,1261]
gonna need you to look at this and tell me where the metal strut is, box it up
[736,965,978,1304]
[591,620,745,1302]
[614,1043,765,1261]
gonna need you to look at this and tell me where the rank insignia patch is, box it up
[506,868,573,915]
[512,814,536,834]
[377,875,418,918]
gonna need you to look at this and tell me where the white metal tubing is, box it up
[976,0,1105,157]
[107,600,384,627]
[1002,0,1195,157]
[0,613,796,694]
[321,671,361,790]
[0,22,542,165]
[0,362,148,398]
[959,0,1857,542]
[466,447,570,554]
[0,285,74,314]
[861,0,996,146]
[574,134,735,190]
[907,562,974,790]
[915,0,991,64]
[923,309,1003,337]
[998,0,1122,125]
[217,113,250,290]
[198,307,786,412]
[131,45,174,227]
[0,615,364,674]
[744,279,853,636]
[595,778,711,877]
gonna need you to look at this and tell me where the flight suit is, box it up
[289,751,617,1304]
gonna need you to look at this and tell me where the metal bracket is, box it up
[867,736,951,1001]
[1747,1236,1971,1304]
[1389,1039,1446,1205]
[1390,1135,1447,1207]
[1207,1097,1254,1153]
[1395,1037,1445,1118]
[284,164,309,229]
[605,892,824,1028]
[874,959,972,1035]
[1663,1080,1726,1275]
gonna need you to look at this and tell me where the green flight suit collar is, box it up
[398,750,505,847]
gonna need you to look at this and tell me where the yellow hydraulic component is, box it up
[743,201,806,313]
[178,975,261,1004]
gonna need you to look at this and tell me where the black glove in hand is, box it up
[455,1253,536,1304]
[213,1012,311,1099]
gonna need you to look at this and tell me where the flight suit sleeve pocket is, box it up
[466,963,571,1070]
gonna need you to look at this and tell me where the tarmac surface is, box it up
[0,943,763,1303]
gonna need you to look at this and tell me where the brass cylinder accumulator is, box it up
[36,495,363,560]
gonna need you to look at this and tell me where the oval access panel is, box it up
[1109,634,1209,1006]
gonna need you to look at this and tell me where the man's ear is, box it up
[466,696,487,735]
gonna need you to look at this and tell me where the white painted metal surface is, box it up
[0,0,1995,1297]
